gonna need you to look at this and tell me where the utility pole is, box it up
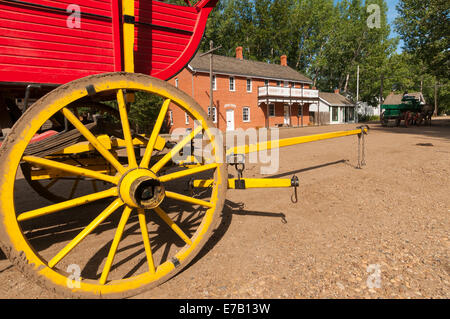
[356,65,360,103]
[200,41,222,125]
[380,74,384,115]
[356,65,360,123]
[434,79,439,116]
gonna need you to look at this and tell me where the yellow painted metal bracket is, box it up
[191,177,297,190]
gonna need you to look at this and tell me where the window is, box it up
[185,112,189,125]
[208,106,217,123]
[290,82,295,88]
[175,78,178,88]
[229,76,235,91]
[284,81,289,87]
[169,110,173,125]
[276,81,281,87]
[269,103,275,117]
[349,107,355,121]
[332,107,339,122]
[212,75,217,90]
[246,79,252,92]
[243,107,250,122]
[264,79,269,86]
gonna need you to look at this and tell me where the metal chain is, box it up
[361,132,366,167]
[357,133,361,169]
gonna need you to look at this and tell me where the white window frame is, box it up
[331,107,339,122]
[212,75,217,91]
[269,103,275,117]
[175,78,178,88]
[169,110,173,125]
[185,112,189,125]
[208,106,217,123]
[243,107,250,122]
[246,78,252,92]
[229,76,235,92]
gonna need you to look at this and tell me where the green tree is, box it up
[395,0,449,80]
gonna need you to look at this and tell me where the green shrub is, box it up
[358,115,380,122]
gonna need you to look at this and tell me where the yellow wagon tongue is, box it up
[193,126,369,196]
[226,127,369,156]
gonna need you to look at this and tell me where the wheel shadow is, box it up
[178,199,287,276]
[3,158,350,281]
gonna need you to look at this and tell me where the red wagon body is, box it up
[0,0,216,85]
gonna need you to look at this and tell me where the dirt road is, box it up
[1,119,449,299]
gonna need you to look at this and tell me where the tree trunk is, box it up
[343,73,350,93]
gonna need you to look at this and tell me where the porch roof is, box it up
[319,92,355,107]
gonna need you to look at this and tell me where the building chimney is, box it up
[280,55,287,66]
[236,46,243,60]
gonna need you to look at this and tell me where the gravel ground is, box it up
[0,118,449,299]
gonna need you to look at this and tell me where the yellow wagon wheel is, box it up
[20,102,121,203]
[0,73,227,298]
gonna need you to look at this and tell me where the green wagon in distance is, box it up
[381,94,430,127]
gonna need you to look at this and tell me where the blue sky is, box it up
[386,0,400,36]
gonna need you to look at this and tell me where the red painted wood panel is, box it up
[0,0,119,84]
[0,31,114,54]
[0,0,218,85]
[135,0,218,80]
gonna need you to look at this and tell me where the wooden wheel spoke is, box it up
[153,207,192,246]
[159,163,218,183]
[22,156,118,184]
[48,199,124,268]
[165,191,213,208]
[140,99,171,168]
[17,187,118,222]
[61,107,126,174]
[117,89,138,169]
[137,209,156,274]
[150,124,203,174]
[99,206,133,285]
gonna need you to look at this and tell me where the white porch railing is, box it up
[258,86,319,99]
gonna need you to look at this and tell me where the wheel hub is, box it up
[118,169,165,209]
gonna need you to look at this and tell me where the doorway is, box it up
[226,109,235,131]
[284,104,290,126]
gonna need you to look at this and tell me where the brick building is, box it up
[167,47,319,132]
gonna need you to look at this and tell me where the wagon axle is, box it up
[118,168,165,209]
